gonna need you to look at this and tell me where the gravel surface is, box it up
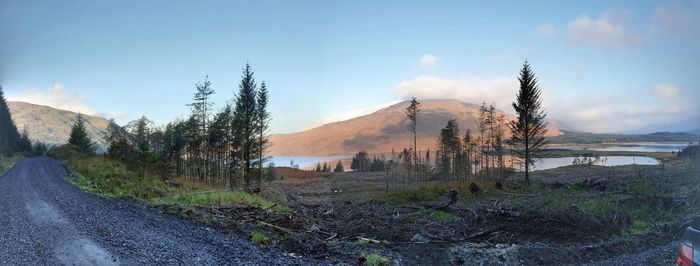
[0,157,319,265]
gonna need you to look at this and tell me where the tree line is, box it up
[0,87,45,157]
[66,63,273,192]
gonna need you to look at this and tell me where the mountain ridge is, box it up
[8,101,110,152]
[269,99,567,156]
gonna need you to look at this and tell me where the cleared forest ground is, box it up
[166,158,698,265]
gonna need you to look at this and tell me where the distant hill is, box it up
[547,130,699,144]
[8,101,109,152]
[618,118,700,135]
[269,99,566,156]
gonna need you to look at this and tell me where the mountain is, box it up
[618,118,700,135]
[8,101,110,152]
[269,99,565,156]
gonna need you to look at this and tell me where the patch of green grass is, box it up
[67,157,175,199]
[64,156,293,213]
[150,191,292,213]
[250,231,271,245]
[0,155,22,176]
[416,210,461,222]
[362,253,390,266]
[628,219,650,235]
[567,184,588,194]
[576,198,617,215]
[357,238,371,246]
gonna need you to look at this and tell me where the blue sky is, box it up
[1,0,698,133]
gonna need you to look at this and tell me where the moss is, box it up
[362,253,390,266]
[250,231,271,245]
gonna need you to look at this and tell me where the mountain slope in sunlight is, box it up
[8,101,109,152]
[270,99,565,156]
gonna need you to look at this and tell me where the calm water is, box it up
[271,155,350,169]
[529,156,660,171]
[547,143,691,153]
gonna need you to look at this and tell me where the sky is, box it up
[1,0,699,134]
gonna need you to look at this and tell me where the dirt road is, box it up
[0,157,312,265]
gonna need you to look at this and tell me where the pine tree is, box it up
[438,119,460,179]
[334,161,344,173]
[315,163,322,172]
[68,113,97,153]
[232,63,258,191]
[0,87,21,155]
[18,125,32,153]
[255,81,271,191]
[509,61,548,186]
[405,97,421,177]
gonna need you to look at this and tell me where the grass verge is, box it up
[63,156,292,213]
[0,155,22,176]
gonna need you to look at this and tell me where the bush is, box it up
[48,144,90,161]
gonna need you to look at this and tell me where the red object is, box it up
[677,243,693,266]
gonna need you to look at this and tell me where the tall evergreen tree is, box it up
[509,61,548,186]
[438,119,461,178]
[0,87,21,155]
[405,97,421,176]
[255,81,271,191]
[68,113,97,153]
[334,161,344,173]
[232,63,259,191]
[18,125,32,153]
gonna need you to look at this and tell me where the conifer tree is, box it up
[0,87,21,155]
[405,97,421,177]
[19,125,32,153]
[255,81,271,191]
[509,61,548,186]
[68,113,97,153]
[232,63,259,191]
[334,161,344,173]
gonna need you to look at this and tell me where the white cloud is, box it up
[393,74,695,133]
[653,83,680,100]
[322,101,401,124]
[7,83,97,115]
[548,96,696,133]
[651,2,700,40]
[419,54,438,67]
[393,75,518,111]
[533,23,556,37]
[568,10,638,48]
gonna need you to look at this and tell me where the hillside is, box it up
[269,99,565,156]
[8,101,109,152]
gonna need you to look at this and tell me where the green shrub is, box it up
[250,231,271,245]
[362,253,390,266]
[48,144,90,161]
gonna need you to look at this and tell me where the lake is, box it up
[546,143,692,153]
[528,156,660,171]
[270,155,351,169]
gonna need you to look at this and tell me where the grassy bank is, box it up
[56,154,291,213]
[0,155,22,176]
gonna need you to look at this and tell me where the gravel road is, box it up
[0,157,316,265]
